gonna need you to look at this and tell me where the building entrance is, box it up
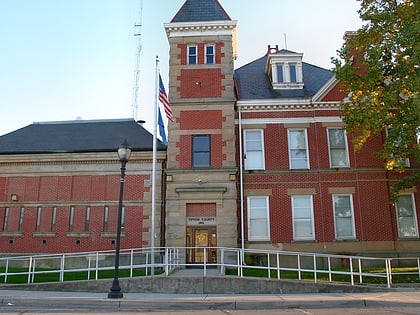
[186,227,217,264]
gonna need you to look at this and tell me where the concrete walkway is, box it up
[1,288,420,313]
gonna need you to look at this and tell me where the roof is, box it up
[234,54,334,100]
[171,0,231,23]
[0,119,166,154]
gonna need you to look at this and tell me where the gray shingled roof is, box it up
[171,0,231,23]
[234,54,334,100]
[0,119,166,154]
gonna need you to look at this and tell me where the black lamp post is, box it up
[108,139,131,299]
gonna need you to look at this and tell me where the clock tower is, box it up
[164,0,238,264]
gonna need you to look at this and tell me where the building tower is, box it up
[164,0,238,264]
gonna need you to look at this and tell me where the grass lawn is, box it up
[0,267,164,284]
[0,265,418,286]
[225,266,420,285]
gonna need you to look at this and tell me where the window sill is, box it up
[292,239,317,243]
[33,232,57,237]
[67,232,91,237]
[334,238,358,242]
[397,237,420,241]
[0,232,22,237]
[101,232,126,238]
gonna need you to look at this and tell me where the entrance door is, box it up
[187,227,217,264]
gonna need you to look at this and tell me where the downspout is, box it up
[238,109,245,263]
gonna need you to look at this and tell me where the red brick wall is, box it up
[240,109,420,250]
[321,84,345,102]
[178,69,225,98]
[180,110,223,130]
[0,178,6,202]
[242,172,409,244]
[0,174,149,253]
[187,203,217,217]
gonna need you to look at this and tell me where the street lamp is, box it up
[108,139,132,299]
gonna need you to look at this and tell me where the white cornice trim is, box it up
[236,99,341,111]
[237,99,311,106]
[164,20,237,38]
[236,116,343,125]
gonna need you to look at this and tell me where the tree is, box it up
[332,0,420,201]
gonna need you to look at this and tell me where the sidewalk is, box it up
[1,288,420,313]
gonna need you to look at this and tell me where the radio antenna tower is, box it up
[131,0,143,120]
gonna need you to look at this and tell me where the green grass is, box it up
[0,265,418,286]
[225,266,420,285]
[0,267,164,284]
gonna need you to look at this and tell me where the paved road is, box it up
[1,289,420,314]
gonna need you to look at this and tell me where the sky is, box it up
[0,0,363,137]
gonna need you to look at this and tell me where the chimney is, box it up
[266,45,280,55]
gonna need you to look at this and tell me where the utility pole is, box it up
[131,0,143,120]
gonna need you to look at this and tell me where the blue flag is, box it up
[158,107,167,146]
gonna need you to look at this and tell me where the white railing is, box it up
[0,246,419,288]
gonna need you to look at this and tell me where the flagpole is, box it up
[151,56,159,275]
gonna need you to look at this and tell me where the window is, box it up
[205,45,215,64]
[386,127,410,168]
[277,65,284,82]
[244,130,265,170]
[328,128,349,168]
[192,135,211,168]
[289,64,297,83]
[333,195,355,239]
[121,206,126,228]
[188,45,197,65]
[288,129,309,169]
[3,207,9,232]
[275,63,302,85]
[396,194,418,238]
[85,206,91,232]
[248,197,270,241]
[18,207,24,233]
[104,206,109,232]
[292,196,314,240]
[69,206,75,232]
[51,207,57,232]
[36,207,42,232]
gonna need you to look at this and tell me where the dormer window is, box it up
[266,46,304,90]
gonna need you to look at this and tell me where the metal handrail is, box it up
[0,246,418,288]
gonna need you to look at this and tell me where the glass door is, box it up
[187,227,217,264]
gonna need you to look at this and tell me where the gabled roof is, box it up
[234,54,334,100]
[0,119,166,155]
[171,0,231,23]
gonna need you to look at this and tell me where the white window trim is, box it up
[271,61,304,89]
[187,45,198,65]
[332,194,356,240]
[288,129,310,170]
[327,128,350,168]
[396,193,419,238]
[205,44,215,64]
[244,129,265,170]
[291,195,315,241]
[247,196,270,241]
[385,127,410,168]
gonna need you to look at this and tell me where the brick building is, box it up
[0,119,165,253]
[0,0,418,260]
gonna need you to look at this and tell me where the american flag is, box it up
[159,75,174,122]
